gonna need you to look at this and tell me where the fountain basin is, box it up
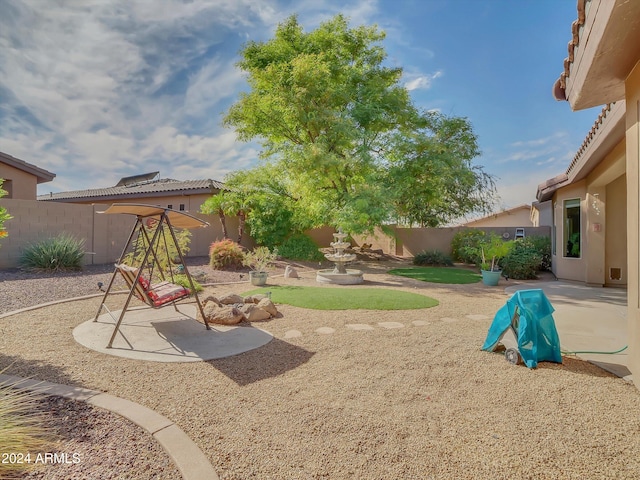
[316,269,364,285]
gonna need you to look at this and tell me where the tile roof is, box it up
[552,0,587,101]
[39,178,225,202]
[0,151,56,183]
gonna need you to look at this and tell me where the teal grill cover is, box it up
[482,289,562,368]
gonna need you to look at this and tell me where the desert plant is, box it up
[479,234,514,271]
[276,234,324,261]
[0,179,11,245]
[0,380,53,478]
[413,250,454,267]
[209,238,245,270]
[523,236,551,271]
[171,273,203,292]
[501,241,542,280]
[20,234,85,272]
[243,246,278,272]
[451,229,486,264]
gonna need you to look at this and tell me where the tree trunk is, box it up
[237,211,246,244]
[218,209,228,239]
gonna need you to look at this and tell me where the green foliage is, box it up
[0,179,11,245]
[451,229,487,264]
[413,250,453,267]
[209,239,245,270]
[389,266,481,284]
[246,286,439,310]
[243,246,278,272]
[123,223,191,281]
[276,233,324,261]
[501,241,542,280]
[0,380,52,478]
[525,235,552,271]
[223,14,495,234]
[171,274,203,292]
[20,234,85,272]
[479,234,514,272]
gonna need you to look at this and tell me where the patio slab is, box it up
[505,281,630,381]
[74,304,273,362]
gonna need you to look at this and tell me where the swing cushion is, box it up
[116,264,190,307]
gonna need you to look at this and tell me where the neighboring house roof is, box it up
[460,204,531,226]
[39,178,225,202]
[0,151,56,184]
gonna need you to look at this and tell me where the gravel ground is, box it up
[2,257,640,479]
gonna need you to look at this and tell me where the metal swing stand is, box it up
[93,204,211,348]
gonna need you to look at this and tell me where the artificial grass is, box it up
[245,286,438,310]
[388,266,481,284]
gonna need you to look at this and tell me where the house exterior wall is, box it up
[626,60,640,383]
[463,208,533,228]
[551,181,587,282]
[0,198,242,268]
[605,173,627,286]
[531,201,553,227]
[0,163,38,200]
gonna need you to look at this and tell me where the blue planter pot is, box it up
[481,269,501,286]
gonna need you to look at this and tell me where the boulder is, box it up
[284,265,299,278]
[240,304,272,321]
[201,303,245,325]
[243,294,268,304]
[218,293,244,305]
[201,295,220,307]
[257,298,278,317]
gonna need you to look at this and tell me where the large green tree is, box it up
[223,14,496,233]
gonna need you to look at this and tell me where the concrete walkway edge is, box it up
[0,373,219,480]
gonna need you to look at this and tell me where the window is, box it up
[179,204,185,211]
[167,204,173,209]
[563,199,581,258]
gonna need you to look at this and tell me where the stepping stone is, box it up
[378,322,404,329]
[345,324,375,331]
[466,314,490,321]
[283,329,303,339]
[316,327,336,335]
[412,320,431,326]
[441,317,459,323]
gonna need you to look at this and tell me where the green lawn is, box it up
[388,266,481,284]
[245,286,438,310]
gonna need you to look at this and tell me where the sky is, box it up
[0,0,602,212]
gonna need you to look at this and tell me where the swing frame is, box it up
[93,203,211,348]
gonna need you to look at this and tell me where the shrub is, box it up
[209,239,245,270]
[276,234,324,261]
[171,274,203,292]
[20,234,85,272]
[124,225,191,278]
[451,229,487,264]
[0,380,52,478]
[243,246,278,272]
[526,235,552,271]
[0,179,11,246]
[413,250,453,267]
[501,241,542,280]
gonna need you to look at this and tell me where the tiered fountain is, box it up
[316,230,364,285]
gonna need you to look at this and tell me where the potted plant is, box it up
[243,246,278,286]
[479,234,514,286]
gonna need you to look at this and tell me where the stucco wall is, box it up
[605,174,627,286]
[0,198,241,268]
[464,208,533,228]
[626,60,640,384]
[551,181,587,282]
[0,163,38,200]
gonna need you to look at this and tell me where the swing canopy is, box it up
[94,203,211,349]
[100,203,209,229]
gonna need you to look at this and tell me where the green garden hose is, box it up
[561,345,628,355]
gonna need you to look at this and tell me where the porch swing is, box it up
[93,204,211,348]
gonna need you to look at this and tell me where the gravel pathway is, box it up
[2,259,640,479]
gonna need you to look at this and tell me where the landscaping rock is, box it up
[257,298,278,317]
[218,293,244,305]
[243,294,268,304]
[201,303,245,325]
[201,295,220,306]
[240,304,272,321]
[284,266,299,278]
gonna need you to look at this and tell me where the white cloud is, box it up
[404,71,443,91]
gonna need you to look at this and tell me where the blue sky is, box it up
[0,0,601,212]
